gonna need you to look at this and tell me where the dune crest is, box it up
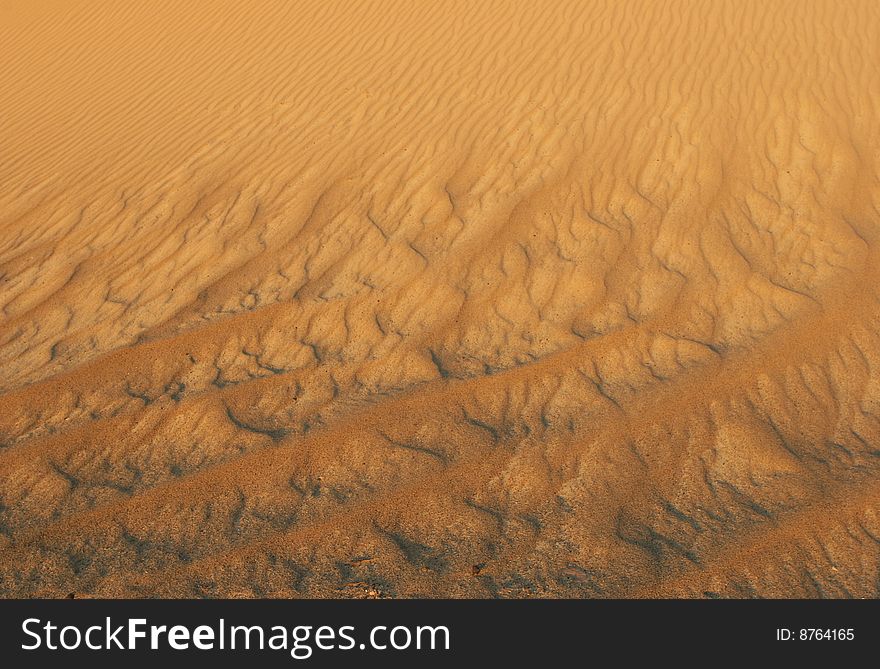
[2,0,880,597]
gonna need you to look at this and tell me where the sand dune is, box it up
[1,0,880,598]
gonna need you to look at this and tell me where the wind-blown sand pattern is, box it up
[2,0,880,598]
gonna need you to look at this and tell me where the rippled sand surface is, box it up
[2,0,880,598]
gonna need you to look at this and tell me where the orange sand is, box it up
[1,0,880,597]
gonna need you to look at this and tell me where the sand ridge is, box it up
[1,0,880,597]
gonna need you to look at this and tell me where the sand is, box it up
[1,0,879,598]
